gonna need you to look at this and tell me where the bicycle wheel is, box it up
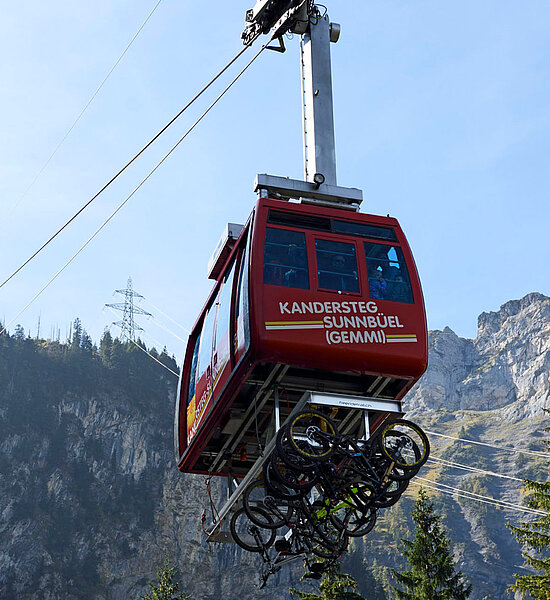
[387,455,422,481]
[331,503,377,538]
[263,459,312,500]
[377,420,429,469]
[373,477,409,508]
[307,519,349,559]
[243,480,294,529]
[269,450,318,492]
[230,507,277,553]
[288,411,338,461]
[276,426,317,471]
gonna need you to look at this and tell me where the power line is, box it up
[426,430,548,459]
[5,0,164,224]
[416,477,545,514]
[105,307,179,376]
[0,42,252,292]
[128,337,179,378]
[106,277,152,341]
[427,456,525,482]
[142,298,190,334]
[0,41,270,337]
[410,480,546,517]
[147,315,187,344]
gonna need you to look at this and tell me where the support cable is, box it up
[104,305,180,355]
[142,298,191,334]
[427,456,525,482]
[140,311,187,344]
[0,42,252,292]
[410,481,546,517]
[149,318,187,344]
[0,42,269,337]
[415,477,548,516]
[6,0,164,222]
[129,338,179,378]
[426,430,548,459]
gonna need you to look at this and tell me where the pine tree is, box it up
[291,562,366,600]
[70,318,82,351]
[392,488,472,600]
[140,555,191,600]
[99,330,113,366]
[508,417,550,599]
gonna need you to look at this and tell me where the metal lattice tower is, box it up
[105,277,151,341]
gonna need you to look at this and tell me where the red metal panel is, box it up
[250,198,427,379]
[176,196,428,473]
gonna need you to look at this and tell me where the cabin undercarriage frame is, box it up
[204,387,403,543]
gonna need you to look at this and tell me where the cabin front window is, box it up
[315,239,360,293]
[364,242,413,303]
[263,227,309,289]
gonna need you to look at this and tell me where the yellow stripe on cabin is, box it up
[265,321,324,326]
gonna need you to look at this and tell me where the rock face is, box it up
[0,293,549,600]
[407,292,550,418]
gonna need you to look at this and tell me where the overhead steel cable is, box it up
[427,456,525,482]
[105,308,180,377]
[6,0,164,223]
[129,338,179,378]
[105,300,187,345]
[0,41,271,338]
[0,41,253,292]
[426,430,548,459]
[413,478,548,516]
[142,298,191,334]
[409,481,544,517]
[148,317,188,344]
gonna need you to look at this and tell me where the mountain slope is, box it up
[0,294,548,599]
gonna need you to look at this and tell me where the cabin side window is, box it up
[212,258,236,382]
[315,239,359,293]
[187,335,201,406]
[263,227,309,290]
[364,242,414,303]
[196,300,217,393]
[234,231,251,362]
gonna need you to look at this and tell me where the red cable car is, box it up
[175,189,427,477]
[175,3,428,486]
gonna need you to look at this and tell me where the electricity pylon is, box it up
[105,277,151,342]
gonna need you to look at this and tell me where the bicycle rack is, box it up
[205,390,403,543]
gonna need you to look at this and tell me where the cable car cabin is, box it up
[175,196,427,477]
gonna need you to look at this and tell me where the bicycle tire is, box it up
[243,479,294,529]
[230,507,277,553]
[276,425,317,471]
[263,459,311,500]
[378,420,430,469]
[269,450,319,492]
[307,519,349,559]
[288,411,338,461]
[331,504,377,538]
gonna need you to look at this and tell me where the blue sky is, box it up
[1,0,549,358]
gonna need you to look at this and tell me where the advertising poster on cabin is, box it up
[187,371,211,446]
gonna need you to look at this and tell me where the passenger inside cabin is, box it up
[368,268,387,299]
[318,252,359,293]
[391,273,410,303]
[263,227,309,289]
[364,242,414,303]
[263,247,284,286]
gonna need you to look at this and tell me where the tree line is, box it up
[145,471,550,600]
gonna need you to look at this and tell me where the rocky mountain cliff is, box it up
[0,293,549,600]
[407,292,550,418]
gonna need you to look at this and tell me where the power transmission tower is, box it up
[105,277,151,342]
